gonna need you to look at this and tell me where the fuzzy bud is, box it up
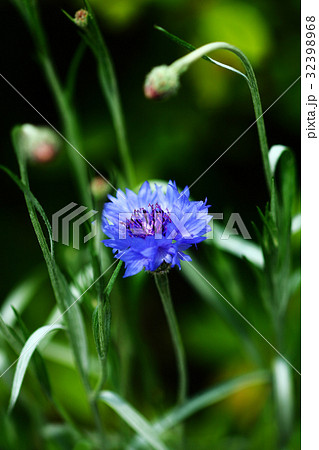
[90,176,110,200]
[144,65,180,100]
[74,9,89,28]
[19,124,61,164]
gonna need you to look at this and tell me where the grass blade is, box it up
[8,324,64,412]
[1,165,54,255]
[10,126,90,391]
[205,221,264,268]
[105,260,123,296]
[181,259,261,364]
[0,315,24,354]
[131,371,269,448]
[154,370,269,433]
[10,306,52,399]
[98,391,168,450]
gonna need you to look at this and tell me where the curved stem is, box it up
[171,42,272,193]
[154,273,187,405]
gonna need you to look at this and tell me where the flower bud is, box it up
[74,9,89,28]
[144,65,180,100]
[19,124,61,163]
[90,176,110,200]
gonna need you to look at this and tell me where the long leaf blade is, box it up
[8,324,64,412]
[11,126,90,389]
[98,391,168,450]
[154,370,269,433]
[131,371,269,448]
[0,165,54,256]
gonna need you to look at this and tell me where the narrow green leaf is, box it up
[65,41,87,101]
[10,307,30,340]
[268,145,289,176]
[104,260,123,296]
[205,221,264,268]
[11,126,90,388]
[131,371,269,448]
[98,391,168,450]
[272,358,294,445]
[277,150,296,233]
[8,324,64,412]
[291,214,301,234]
[1,165,54,255]
[256,205,278,248]
[0,315,24,354]
[92,300,111,361]
[181,260,261,364]
[156,370,269,433]
[10,306,52,399]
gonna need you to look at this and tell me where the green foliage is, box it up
[8,324,64,412]
[1,0,300,448]
[64,0,135,188]
[99,391,168,450]
[254,145,297,317]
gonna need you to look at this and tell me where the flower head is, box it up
[74,9,89,28]
[102,181,211,277]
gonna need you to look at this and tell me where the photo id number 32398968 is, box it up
[305,16,317,139]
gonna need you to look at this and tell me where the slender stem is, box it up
[40,55,92,208]
[17,1,92,208]
[154,273,187,405]
[97,60,136,189]
[171,42,272,193]
[83,2,136,188]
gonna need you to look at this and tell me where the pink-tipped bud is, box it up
[74,9,89,28]
[33,143,57,163]
[90,176,110,200]
[19,124,61,164]
[144,65,180,100]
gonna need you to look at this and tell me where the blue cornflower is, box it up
[102,181,211,277]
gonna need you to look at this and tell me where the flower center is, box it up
[125,203,171,238]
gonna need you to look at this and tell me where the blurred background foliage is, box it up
[0,0,300,448]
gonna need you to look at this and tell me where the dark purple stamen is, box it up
[124,203,171,238]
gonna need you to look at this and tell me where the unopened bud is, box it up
[90,176,110,200]
[144,65,180,100]
[74,9,89,28]
[19,124,61,163]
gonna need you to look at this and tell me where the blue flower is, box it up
[102,181,211,277]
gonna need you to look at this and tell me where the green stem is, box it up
[16,1,92,208]
[82,0,136,188]
[97,61,136,189]
[14,4,107,445]
[40,55,92,208]
[154,273,187,405]
[171,42,272,193]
